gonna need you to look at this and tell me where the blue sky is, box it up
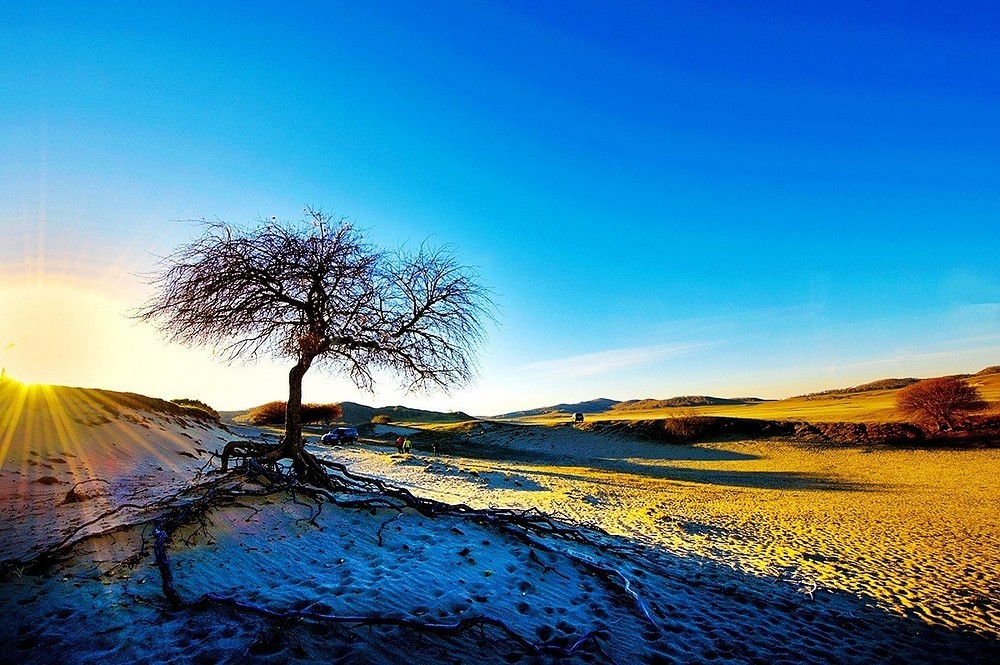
[2,1,999,414]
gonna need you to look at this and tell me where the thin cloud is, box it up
[517,342,710,381]
[831,344,1000,374]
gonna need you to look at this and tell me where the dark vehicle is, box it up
[573,412,584,423]
[321,427,359,444]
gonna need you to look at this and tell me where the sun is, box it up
[0,280,135,388]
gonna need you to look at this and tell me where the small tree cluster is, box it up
[895,377,987,431]
[371,414,392,425]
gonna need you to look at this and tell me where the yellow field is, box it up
[519,371,1000,425]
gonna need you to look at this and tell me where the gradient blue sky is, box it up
[2,1,999,414]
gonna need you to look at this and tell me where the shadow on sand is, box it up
[597,459,876,491]
[629,538,1000,665]
[451,439,760,465]
[3,491,996,665]
[444,442,868,492]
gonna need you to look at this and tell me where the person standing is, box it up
[395,435,405,454]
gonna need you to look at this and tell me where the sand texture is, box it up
[2,386,999,663]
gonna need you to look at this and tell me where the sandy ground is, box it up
[329,425,1000,638]
[0,385,229,563]
[2,393,999,663]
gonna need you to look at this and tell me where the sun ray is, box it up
[0,380,29,470]
[78,388,192,475]
[37,386,108,505]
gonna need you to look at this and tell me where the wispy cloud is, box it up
[516,342,711,381]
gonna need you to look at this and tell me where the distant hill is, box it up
[793,365,1000,399]
[338,402,474,424]
[795,378,921,398]
[222,401,473,426]
[496,398,620,419]
[610,396,768,411]
[497,395,772,419]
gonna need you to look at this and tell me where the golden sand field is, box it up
[332,427,1000,639]
[590,442,999,635]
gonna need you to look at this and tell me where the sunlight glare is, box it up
[0,281,133,387]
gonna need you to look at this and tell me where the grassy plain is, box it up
[516,371,1000,425]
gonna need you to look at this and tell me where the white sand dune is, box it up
[2,385,998,663]
[0,383,231,563]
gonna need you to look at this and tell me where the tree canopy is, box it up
[895,377,987,431]
[137,209,493,483]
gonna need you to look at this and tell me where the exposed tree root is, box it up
[17,448,658,661]
[190,593,613,661]
[60,478,110,504]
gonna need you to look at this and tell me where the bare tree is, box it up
[895,376,987,431]
[136,209,493,484]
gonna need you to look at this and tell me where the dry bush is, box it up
[660,409,714,439]
[171,398,220,421]
[245,401,343,425]
[371,414,392,424]
[302,403,343,424]
[244,401,287,425]
[896,377,987,431]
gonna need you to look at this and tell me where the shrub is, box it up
[301,402,343,424]
[244,401,287,425]
[371,414,392,425]
[243,401,343,425]
[896,377,987,431]
[171,398,220,421]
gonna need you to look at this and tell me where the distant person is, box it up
[432,440,440,455]
[402,437,412,454]
[395,435,405,454]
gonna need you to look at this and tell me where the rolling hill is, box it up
[495,398,620,419]
[610,395,769,411]
[221,401,474,426]
[507,366,1000,426]
[337,401,474,424]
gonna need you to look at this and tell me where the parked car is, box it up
[573,412,584,423]
[321,427,359,444]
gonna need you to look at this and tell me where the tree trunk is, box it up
[285,358,308,453]
[256,354,331,486]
